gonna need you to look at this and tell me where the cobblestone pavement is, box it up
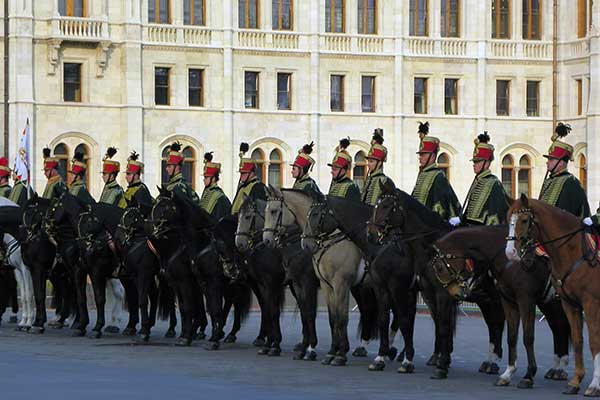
[0,311,593,400]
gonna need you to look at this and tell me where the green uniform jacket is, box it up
[164,172,200,205]
[69,180,95,205]
[0,183,11,199]
[200,184,231,221]
[361,169,393,206]
[539,170,590,218]
[99,180,124,207]
[592,204,600,227]
[412,163,461,221]
[8,181,32,207]
[231,178,267,215]
[42,175,67,201]
[328,176,361,203]
[118,181,155,217]
[463,169,510,226]
[292,175,322,198]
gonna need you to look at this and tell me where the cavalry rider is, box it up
[68,151,95,205]
[9,170,32,208]
[412,122,461,221]
[540,123,590,219]
[231,142,268,216]
[361,129,393,206]
[163,141,200,205]
[99,147,123,206]
[0,157,11,199]
[291,142,322,197]
[457,132,510,227]
[41,147,67,200]
[199,151,231,221]
[117,151,154,216]
[328,137,361,203]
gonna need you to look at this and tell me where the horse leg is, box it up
[251,283,268,348]
[266,285,284,357]
[368,288,390,371]
[583,302,600,397]
[104,278,123,334]
[431,292,455,379]
[420,284,441,366]
[203,278,224,350]
[300,275,319,361]
[290,281,309,359]
[321,283,337,365]
[494,298,519,386]
[515,299,537,389]
[396,288,417,373]
[174,281,194,346]
[331,283,351,366]
[477,299,504,375]
[138,273,155,341]
[192,285,207,340]
[12,268,26,330]
[561,301,585,394]
[350,286,372,358]
[538,299,569,381]
[88,273,106,339]
[21,266,35,328]
[30,265,47,333]
[120,277,139,336]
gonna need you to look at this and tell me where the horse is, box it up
[368,180,505,379]
[432,224,571,388]
[238,193,318,360]
[506,194,600,396]
[149,188,210,346]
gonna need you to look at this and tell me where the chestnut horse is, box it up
[506,194,600,396]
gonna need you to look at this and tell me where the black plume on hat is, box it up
[73,151,85,162]
[554,122,572,140]
[239,142,249,154]
[104,147,117,160]
[301,142,314,155]
[338,137,350,151]
[477,132,490,144]
[170,141,182,152]
[43,147,51,158]
[204,152,214,163]
[372,129,384,145]
[418,121,429,135]
[128,151,139,161]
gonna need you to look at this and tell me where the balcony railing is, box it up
[53,17,109,41]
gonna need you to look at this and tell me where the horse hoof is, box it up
[122,327,137,336]
[164,329,176,338]
[430,369,448,380]
[104,325,120,334]
[48,321,64,329]
[330,356,347,366]
[495,377,511,386]
[544,368,556,380]
[427,353,440,366]
[517,378,534,389]
[29,326,44,335]
[224,334,237,344]
[268,347,281,357]
[135,334,150,343]
[321,355,335,365]
[486,362,500,375]
[72,329,86,337]
[9,316,17,323]
[14,325,24,332]
[257,347,269,356]
[352,346,368,357]
[293,342,305,353]
[205,342,220,351]
[563,385,580,395]
[293,351,306,360]
[479,361,490,373]
[584,386,600,397]
[553,369,568,381]
[253,337,266,347]
[194,332,206,341]
[174,338,192,347]
[303,350,317,361]
[368,360,385,371]
[388,347,398,361]
[88,331,102,339]
[397,362,415,374]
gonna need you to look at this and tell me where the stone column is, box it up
[309,0,322,186]
[476,0,487,133]
[223,0,235,196]
[393,0,406,187]
[587,1,600,207]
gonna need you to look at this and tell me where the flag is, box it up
[14,118,30,182]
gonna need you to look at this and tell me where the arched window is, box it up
[518,155,531,197]
[53,143,70,182]
[437,152,450,180]
[268,149,283,188]
[579,154,587,192]
[501,154,515,197]
[353,151,367,190]
[161,146,170,185]
[74,143,91,187]
[251,148,266,183]
[161,145,197,189]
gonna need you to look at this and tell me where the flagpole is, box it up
[3,0,9,158]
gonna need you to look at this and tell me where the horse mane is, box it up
[172,191,216,229]
[395,188,450,232]
[214,216,237,247]
[326,196,372,235]
[91,203,125,235]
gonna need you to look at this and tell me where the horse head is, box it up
[236,195,265,253]
[115,205,145,246]
[301,192,338,253]
[430,239,479,301]
[263,186,297,249]
[150,191,180,240]
[368,179,405,244]
[505,193,535,262]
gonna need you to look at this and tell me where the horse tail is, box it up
[235,283,253,323]
[356,286,379,341]
[157,275,175,321]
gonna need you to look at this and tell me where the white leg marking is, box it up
[505,214,520,261]
[389,329,397,347]
[558,355,569,369]
[361,340,370,348]
[402,355,413,365]
[500,364,517,381]
[588,354,600,389]
[374,355,385,363]
[307,345,316,353]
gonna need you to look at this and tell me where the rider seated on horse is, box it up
[41,147,67,201]
[412,122,461,222]
[362,129,393,207]
[68,151,95,206]
[99,147,124,207]
[291,142,322,198]
[163,141,200,206]
[199,151,231,221]
[328,138,360,203]
[231,142,268,216]
[118,151,154,217]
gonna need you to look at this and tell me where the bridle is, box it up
[235,202,265,251]
[117,207,144,246]
[301,201,346,249]
[430,244,474,290]
[150,197,179,240]
[369,194,404,243]
[76,208,105,252]
[263,196,301,248]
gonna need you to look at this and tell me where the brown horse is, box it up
[433,224,570,388]
[506,194,600,396]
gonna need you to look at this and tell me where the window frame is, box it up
[244,71,260,109]
[63,62,82,103]
[251,148,267,183]
[440,0,460,38]
[154,67,171,106]
[272,0,293,30]
[576,78,583,116]
[268,149,284,188]
[239,0,260,29]
[496,79,510,116]
[276,72,292,111]
[437,152,451,181]
[188,68,205,107]
[518,155,532,197]
[59,0,87,17]
[149,0,171,24]
[444,78,459,115]
[53,143,70,182]
[74,143,91,188]
[501,154,516,198]
[325,0,346,33]
[358,0,377,35]
[577,0,587,38]
[409,0,429,36]
[361,75,376,113]
[352,151,368,190]
[184,0,205,26]
[414,77,428,114]
[526,80,540,117]
[522,0,542,40]
[579,154,587,192]
[491,0,511,39]
[330,74,345,112]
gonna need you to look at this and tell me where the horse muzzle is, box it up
[505,239,521,262]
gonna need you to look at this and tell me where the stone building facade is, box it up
[1,0,599,209]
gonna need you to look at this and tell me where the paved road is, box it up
[0,311,594,400]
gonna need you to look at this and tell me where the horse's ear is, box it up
[520,192,529,208]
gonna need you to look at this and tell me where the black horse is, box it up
[368,181,505,379]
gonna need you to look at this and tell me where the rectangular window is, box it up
[522,0,541,39]
[325,0,345,33]
[526,80,539,117]
[496,79,510,116]
[330,75,345,112]
[272,0,293,30]
[154,67,170,106]
[149,0,171,24]
[239,0,259,29]
[63,63,82,102]
[441,0,460,38]
[578,0,587,38]
[358,0,377,34]
[576,79,583,115]
[492,0,511,39]
[414,77,428,114]
[409,0,428,36]
[277,73,292,110]
[184,0,204,26]
[245,71,259,109]
[188,69,204,107]
[444,78,458,115]
[59,0,86,17]
[361,76,375,112]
